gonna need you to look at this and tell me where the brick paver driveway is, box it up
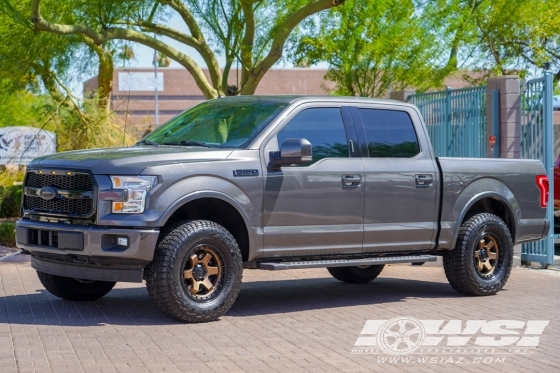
[0,262,558,373]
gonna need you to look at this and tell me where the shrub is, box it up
[0,186,21,218]
[0,222,16,247]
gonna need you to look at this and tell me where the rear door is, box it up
[351,105,439,252]
[261,105,365,257]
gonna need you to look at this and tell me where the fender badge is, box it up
[233,169,259,177]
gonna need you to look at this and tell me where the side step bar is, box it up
[258,255,437,270]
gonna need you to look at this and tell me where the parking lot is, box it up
[0,262,558,373]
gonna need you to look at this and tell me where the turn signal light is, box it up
[536,175,549,208]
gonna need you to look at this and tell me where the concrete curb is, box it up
[0,252,31,263]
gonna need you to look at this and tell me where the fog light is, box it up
[117,237,128,246]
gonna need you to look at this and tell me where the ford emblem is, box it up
[38,186,57,200]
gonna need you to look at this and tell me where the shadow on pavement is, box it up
[230,276,460,317]
[0,276,459,326]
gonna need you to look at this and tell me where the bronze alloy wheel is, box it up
[443,213,513,296]
[183,245,223,299]
[146,220,243,322]
[474,234,499,277]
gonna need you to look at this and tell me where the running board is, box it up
[258,255,437,270]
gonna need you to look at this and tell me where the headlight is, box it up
[110,176,157,213]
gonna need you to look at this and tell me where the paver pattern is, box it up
[0,262,558,373]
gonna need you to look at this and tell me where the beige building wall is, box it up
[83,67,482,140]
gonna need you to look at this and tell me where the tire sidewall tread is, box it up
[146,220,243,323]
[443,213,513,296]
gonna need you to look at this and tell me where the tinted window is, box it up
[359,109,420,158]
[277,108,349,163]
[142,99,286,148]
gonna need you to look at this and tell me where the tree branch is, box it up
[242,0,345,94]
[31,0,219,98]
[163,0,204,41]
[160,1,223,92]
[240,0,255,88]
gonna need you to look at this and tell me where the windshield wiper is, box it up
[136,139,159,146]
[161,140,215,148]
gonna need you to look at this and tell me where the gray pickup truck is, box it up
[16,96,549,323]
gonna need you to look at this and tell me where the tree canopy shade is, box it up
[291,0,445,97]
[424,0,560,81]
[0,0,120,112]
[0,0,138,149]
[30,0,346,99]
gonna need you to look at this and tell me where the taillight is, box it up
[536,175,549,208]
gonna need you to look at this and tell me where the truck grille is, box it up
[25,172,93,190]
[23,171,95,218]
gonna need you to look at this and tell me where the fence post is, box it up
[491,90,500,158]
[544,70,555,266]
[486,76,521,159]
[445,87,452,156]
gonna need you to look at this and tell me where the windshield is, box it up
[138,98,287,148]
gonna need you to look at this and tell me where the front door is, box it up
[262,106,365,257]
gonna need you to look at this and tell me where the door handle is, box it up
[342,175,362,187]
[415,174,434,188]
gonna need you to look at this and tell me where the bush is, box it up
[0,222,16,247]
[0,186,21,218]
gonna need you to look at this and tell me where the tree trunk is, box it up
[96,47,114,114]
[83,39,114,113]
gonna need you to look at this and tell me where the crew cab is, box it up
[16,96,549,322]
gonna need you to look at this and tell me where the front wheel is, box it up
[146,220,243,323]
[327,265,384,284]
[443,213,513,296]
[37,271,116,301]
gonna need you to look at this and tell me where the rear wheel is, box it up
[327,265,384,284]
[443,213,513,296]
[37,271,116,301]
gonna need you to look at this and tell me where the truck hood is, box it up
[28,146,234,174]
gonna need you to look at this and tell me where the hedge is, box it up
[0,186,22,218]
[0,222,16,247]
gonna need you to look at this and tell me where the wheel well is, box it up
[164,198,250,262]
[462,197,515,240]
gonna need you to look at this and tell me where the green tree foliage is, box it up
[0,1,136,151]
[424,0,560,81]
[291,0,446,97]
[30,0,347,98]
[0,90,47,128]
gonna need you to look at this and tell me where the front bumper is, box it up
[31,255,146,283]
[16,219,159,282]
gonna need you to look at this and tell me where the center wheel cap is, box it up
[192,264,205,280]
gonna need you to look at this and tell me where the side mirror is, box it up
[271,138,313,167]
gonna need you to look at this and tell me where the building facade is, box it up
[83,68,336,139]
[83,67,480,140]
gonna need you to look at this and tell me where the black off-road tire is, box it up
[327,265,385,284]
[443,213,513,296]
[37,271,116,301]
[146,220,243,323]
